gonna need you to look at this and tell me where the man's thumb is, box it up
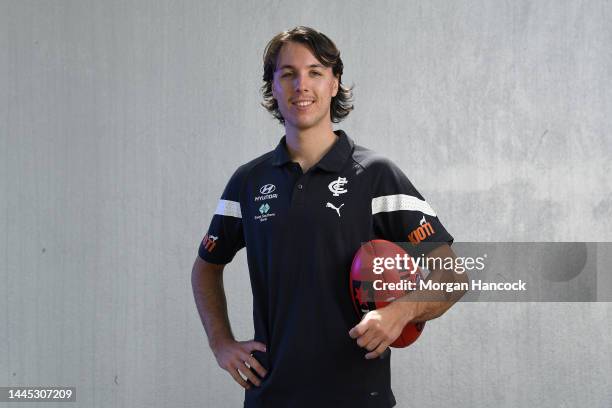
[246,340,267,353]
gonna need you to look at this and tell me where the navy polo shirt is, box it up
[198,129,453,408]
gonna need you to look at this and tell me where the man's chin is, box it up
[288,117,323,131]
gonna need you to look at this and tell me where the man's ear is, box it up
[332,75,339,97]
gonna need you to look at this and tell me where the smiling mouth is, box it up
[292,100,315,108]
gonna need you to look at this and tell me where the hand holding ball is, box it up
[350,240,425,348]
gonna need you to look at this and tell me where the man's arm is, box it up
[191,256,234,348]
[191,256,267,389]
[392,243,468,323]
[349,244,468,358]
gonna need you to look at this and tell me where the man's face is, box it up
[272,41,339,131]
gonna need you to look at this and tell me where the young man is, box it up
[192,26,466,408]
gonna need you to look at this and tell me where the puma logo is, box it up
[326,202,344,217]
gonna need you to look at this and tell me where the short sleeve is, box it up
[370,158,453,254]
[198,168,246,264]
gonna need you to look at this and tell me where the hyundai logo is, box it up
[259,184,276,195]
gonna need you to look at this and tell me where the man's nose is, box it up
[293,73,310,92]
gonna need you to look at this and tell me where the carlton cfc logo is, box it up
[259,184,276,195]
[328,177,348,196]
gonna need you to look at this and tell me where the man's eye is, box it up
[311,71,322,76]
[281,72,293,78]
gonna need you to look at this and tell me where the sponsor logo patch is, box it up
[255,184,278,202]
[408,216,435,245]
[259,203,270,214]
[202,234,218,252]
[259,184,276,194]
[254,203,275,222]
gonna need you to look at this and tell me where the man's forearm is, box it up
[191,262,235,350]
[393,267,468,324]
[391,244,469,325]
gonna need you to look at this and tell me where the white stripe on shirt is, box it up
[215,199,242,219]
[371,194,437,216]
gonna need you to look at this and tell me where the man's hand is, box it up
[192,259,268,389]
[212,339,268,390]
[348,244,467,359]
[348,302,408,359]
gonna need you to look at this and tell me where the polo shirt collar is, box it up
[271,129,354,172]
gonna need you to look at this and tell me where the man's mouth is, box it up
[292,100,315,107]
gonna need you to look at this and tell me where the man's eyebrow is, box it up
[276,63,325,71]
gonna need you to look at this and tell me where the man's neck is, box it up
[285,123,338,173]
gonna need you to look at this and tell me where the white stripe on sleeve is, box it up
[214,199,242,219]
[371,194,437,217]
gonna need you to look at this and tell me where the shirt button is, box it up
[297,184,303,190]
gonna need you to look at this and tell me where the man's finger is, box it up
[239,351,267,378]
[355,329,375,348]
[365,341,390,360]
[246,353,268,378]
[239,362,262,387]
[229,367,251,389]
[364,336,383,352]
[349,321,368,339]
[244,340,267,353]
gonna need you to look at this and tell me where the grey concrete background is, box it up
[1,0,611,407]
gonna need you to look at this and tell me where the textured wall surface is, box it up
[2,1,611,407]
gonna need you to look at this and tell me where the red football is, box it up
[350,240,425,348]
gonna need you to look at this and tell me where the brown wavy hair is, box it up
[261,26,354,125]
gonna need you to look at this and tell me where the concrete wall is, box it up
[2,1,611,407]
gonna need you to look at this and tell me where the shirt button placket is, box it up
[294,178,306,205]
